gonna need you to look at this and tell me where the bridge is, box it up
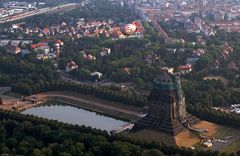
[110,122,134,134]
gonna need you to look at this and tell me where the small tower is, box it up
[134,71,198,135]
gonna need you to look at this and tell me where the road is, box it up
[149,15,169,40]
[211,136,240,151]
[0,3,79,24]
[61,72,134,89]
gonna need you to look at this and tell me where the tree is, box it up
[194,54,214,71]
[134,78,145,90]
[0,97,3,105]
[142,149,165,156]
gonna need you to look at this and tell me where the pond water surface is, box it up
[22,104,127,132]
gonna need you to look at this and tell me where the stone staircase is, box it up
[133,113,201,135]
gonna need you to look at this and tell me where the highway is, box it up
[0,3,79,24]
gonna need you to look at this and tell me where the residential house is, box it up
[31,43,50,53]
[42,28,50,36]
[5,45,21,55]
[100,48,111,56]
[220,43,233,59]
[55,40,64,46]
[66,61,78,72]
[145,53,159,64]
[90,72,103,81]
[37,54,48,60]
[21,40,32,47]
[37,53,56,60]
[192,49,205,57]
[0,40,9,46]
[111,27,126,39]
[228,61,238,70]
[81,52,96,61]
[161,67,174,74]
[176,64,192,75]
[203,140,213,148]
[10,40,21,47]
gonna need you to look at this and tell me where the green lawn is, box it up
[125,129,176,145]
[221,139,240,153]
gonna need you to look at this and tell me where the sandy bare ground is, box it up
[175,129,199,147]
[0,97,38,111]
[175,121,240,150]
[193,121,218,137]
[175,121,219,147]
[29,91,145,120]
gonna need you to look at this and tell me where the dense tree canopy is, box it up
[0,110,236,156]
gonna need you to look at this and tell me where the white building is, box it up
[90,72,103,81]
[100,48,111,56]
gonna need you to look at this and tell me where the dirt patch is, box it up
[193,121,218,137]
[175,121,219,147]
[175,129,199,147]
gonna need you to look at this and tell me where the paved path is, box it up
[0,87,11,95]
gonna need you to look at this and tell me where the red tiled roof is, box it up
[56,40,64,44]
[31,43,47,49]
[67,61,77,68]
[177,65,192,70]
[43,28,50,34]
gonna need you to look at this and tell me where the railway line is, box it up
[0,3,79,24]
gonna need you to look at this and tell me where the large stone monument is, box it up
[134,71,199,135]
